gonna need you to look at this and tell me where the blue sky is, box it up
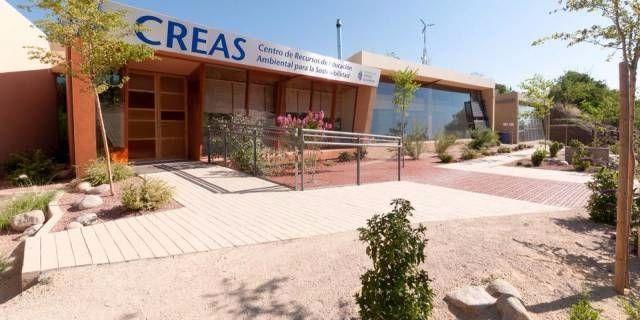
[9,0,619,89]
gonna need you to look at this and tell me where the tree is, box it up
[392,68,420,165]
[520,74,554,149]
[25,0,155,195]
[495,83,513,95]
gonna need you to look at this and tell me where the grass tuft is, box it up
[0,191,55,230]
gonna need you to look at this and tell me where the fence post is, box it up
[294,129,299,191]
[356,138,361,186]
[299,127,305,191]
[223,127,228,166]
[252,128,258,176]
[206,125,212,164]
[397,139,401,181]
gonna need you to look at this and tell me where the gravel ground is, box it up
[0,209,636,319]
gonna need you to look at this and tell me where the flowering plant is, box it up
[276,111,333,130]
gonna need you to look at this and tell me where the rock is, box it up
[76,181,92,193]
[87,184,110,195]
[496,296,532,320]
[21,223,43,238]
[10,210,45,232]
[559,160,569,165]
[486,279,522,300]
[76,213,98,226]
[66,221,83,230]
[77,195,103,210]
[445,286,497,315]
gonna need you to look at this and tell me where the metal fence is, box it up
[204,120,402,190]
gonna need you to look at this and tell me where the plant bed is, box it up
[504,158,574,171]
[52,176,182,232]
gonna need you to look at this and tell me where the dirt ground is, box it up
[0,208,634,320]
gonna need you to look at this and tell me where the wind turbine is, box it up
[420,19,435,65]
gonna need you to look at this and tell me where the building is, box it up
[1,1,496,173]
[495,92,545,144]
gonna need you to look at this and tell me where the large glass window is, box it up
[370,81,487,138]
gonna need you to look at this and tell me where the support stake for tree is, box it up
[615,61,633,294]
[95,92,114,196]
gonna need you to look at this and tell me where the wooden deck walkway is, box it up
[21,162,568,286]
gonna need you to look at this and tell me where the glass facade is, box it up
[370,81,487,138]
[517,105,545,142]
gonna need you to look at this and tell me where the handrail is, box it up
[302,128,400,140]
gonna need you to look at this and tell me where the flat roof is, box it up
[348,51,494,90]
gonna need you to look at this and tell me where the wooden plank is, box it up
[616,61,632,293]
[39,232,58,271]
[67,228,92,266]
[173,208,237,247]
[155,212,210,251]
[54,231,75,268]
[114,219,154,259]
[124,218,169,258]
[103,221,139,261]
[160,210,221,250]
[135,216,183,256]
[92,224,125,263]
[21,237,41,274]
[145,214,196,254]
[80,226,109,265]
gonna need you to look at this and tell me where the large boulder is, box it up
[75,181,92,193]
[486,279,522,300]
[76,213,98,226]
[445,285,497,315]
[87,184,110,196]
[77,195,103,210]
[10,210,45,232]
[496,296,532,320]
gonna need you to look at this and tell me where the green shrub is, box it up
[497,146,511,153]
[586,167,639,225]
[480,148,494,156]
[621,296,640,319]
[569,293,601,320]
[404,124,427,160]
[355,199,434,320]
[438,152,453,163]
[435,134,457,154]
[0,191,55,230]
[84,158,134,186]
[461,147,478,160]
[531,149,547,167]
[354,148,368,161]
[121,178,173,211]
[4,149,56,185]
[549,141,563,157]
[568,139,583,148]
[468,129,499,150]
[337,151,353,163]
[572,144,591,172]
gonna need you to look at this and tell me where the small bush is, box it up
[621,296,640,320]
[569,293,601,320]
[497,146,511,153]
[122,178,173,211]
[568,139,583,148]
[468,129,499,150]
[461,147,478,160]
[435,134,457,154]
[4,149,56,185]
[0,191,55,230]
[531,149,547,167]
[404,124,427,160]
[354,148,368,161]
[480,148,494,156]
[586,167,639,225]
[438,152,453,163]
[337,151,353,163]
[572,144,591,172]
[549,141,563,158]
[355,199,434,320]
[84,158,135,186]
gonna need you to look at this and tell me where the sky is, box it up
[8,0,620,90]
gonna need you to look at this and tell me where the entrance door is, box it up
[127,72,187,161]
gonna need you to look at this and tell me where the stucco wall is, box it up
[494,92,519,144]
[0,1,58,163]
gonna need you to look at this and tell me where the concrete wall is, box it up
[0,1,58,163]
[494,92,519,144]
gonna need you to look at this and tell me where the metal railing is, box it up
[204,121,402,190]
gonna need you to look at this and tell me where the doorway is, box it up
[127,72,188,161]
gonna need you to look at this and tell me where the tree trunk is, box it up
[95,92,114,196]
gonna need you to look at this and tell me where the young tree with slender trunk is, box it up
[24,0,154,195]
[392,68,420,165]
[520,74,554,150]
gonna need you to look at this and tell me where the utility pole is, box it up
[419,18,434,65]
[336,19,343,60]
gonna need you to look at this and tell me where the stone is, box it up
[66,221,83,230]
[486,279,522,300]
[559,160,569,166]
[76,181,92,193]
[496,296,532,320]
[445,286,497,315]
[76,213,98,226]
[10,210,45,232]
[20,223,43,238]
[77,195,103,210]
[87,184,110,195]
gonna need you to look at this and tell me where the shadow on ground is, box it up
[0,241,25,304]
